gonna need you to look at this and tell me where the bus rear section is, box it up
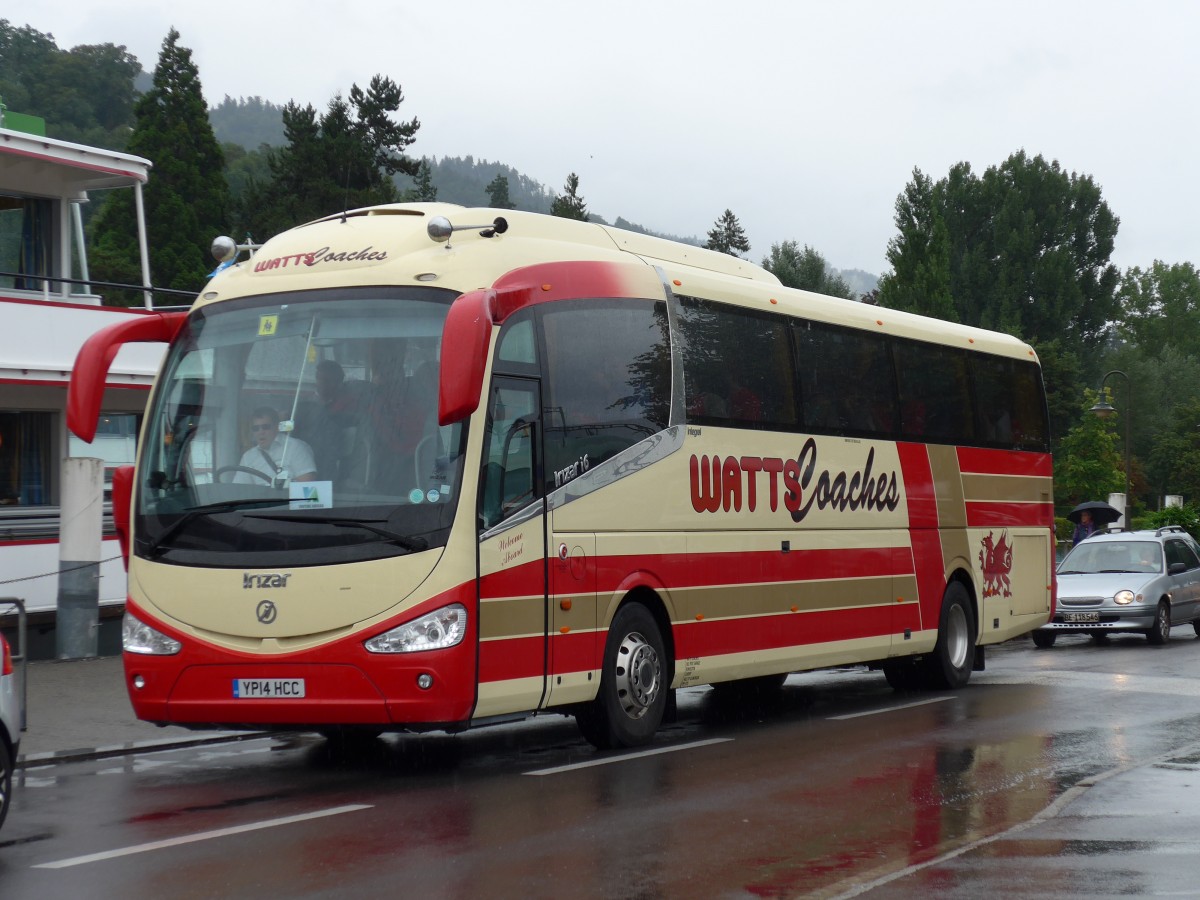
[68,204,1053,748]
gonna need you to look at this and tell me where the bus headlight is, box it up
[1114,590,1136,605]
[123,611,182,655]
[364,604,467,654]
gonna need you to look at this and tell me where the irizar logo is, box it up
[243,573,291,589]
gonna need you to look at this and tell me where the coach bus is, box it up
[67,204,1054,748]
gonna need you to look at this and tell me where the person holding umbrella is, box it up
[1072,510,1097,545]
[1068,500,1122,545]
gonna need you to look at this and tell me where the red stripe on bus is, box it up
[965,501,1054,527]
[478,607,897,684]
[897,443,938,528]
[956,447,1052,477]
[652,547,912,589]
[490,260,662,321]
[479,634,545,682]
[907,530,945,625]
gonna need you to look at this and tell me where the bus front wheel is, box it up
[576,603,667,750]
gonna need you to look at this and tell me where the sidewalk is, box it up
[15,655,244,766]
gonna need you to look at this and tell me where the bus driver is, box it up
[235,406,317,486]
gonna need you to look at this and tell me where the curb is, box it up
[17,732,275,769]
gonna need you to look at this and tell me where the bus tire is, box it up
[576,603,667,750]
[882,661,924,691]
[923,582,975,689]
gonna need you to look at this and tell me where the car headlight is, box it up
[1114,590,1136,605]
[123,611,182,655]
[364,604,467,654]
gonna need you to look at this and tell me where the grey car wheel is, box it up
[0,739,11,831]
[1147,601,1171,645]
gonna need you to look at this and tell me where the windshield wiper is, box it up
[143,498,286,557]
[242,513,428,552]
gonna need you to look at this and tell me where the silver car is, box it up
[1034,526,1200,647]
[0,632,18,830]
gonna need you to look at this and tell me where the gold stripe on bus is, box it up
[673,576,894,622]
[960,473,1054,504]
[927,444,971,572]
[479,595,545,641]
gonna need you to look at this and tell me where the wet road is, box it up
[5,631,1200,898]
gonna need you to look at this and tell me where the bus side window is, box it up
[480,382,539,530]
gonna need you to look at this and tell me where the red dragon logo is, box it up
[979,530,1014,598]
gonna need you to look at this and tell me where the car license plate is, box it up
[233,678,306,699]
[1062,612,1100,623]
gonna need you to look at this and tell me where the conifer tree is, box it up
[239,74,420,238]
[486,174,516,209]
[550,173,588,221]
[89,28,229,304]
[705,209,750,257]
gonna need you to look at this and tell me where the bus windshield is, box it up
[134,286,465,566]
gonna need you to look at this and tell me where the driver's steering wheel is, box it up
[214,465,274,484]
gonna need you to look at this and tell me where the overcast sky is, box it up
[26,1,1200,276]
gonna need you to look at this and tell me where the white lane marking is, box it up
[33,804,373,869]
[828,695,955,720]
[525,738,733,776]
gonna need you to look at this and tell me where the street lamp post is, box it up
[1090,369,1131,529]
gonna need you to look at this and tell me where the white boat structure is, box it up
[0,111,170,647]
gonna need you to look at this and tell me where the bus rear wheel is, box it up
[922,582,975,689]
[576,603,668,750]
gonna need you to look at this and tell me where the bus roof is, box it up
[202,203,1038,364]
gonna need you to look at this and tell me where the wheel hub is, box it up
[615,630,661,719]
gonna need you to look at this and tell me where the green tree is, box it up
[486,173,515,209]
[883,152,1120,348]
[550,172,588,220]
[0,20,141,148]
[879,151,1121,454]
[240,74,420,238]
[89,28,228,303]
[1053,389,1125,507]
[705,209,749,257]
[876,168,955,320]
[403,158,437,201]
[1118,261,1200,353]
[762,240,853,299]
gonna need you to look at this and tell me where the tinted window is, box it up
[541,299,670,490]
[971,354,1049,451]
[678,296,797,430]
[794,320,896,437]
[894,341,973,444]
[1167,539,1200,571]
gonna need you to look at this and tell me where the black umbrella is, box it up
[1067,500,1122,526]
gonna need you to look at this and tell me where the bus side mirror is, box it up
[111,465,135,569]
[68,312,186,441]
[439,290,495,426]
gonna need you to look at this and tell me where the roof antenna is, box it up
[341,156,351,223]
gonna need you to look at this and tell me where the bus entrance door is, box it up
[545,530,597,708]
[474,377,549,720]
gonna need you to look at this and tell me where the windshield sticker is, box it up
[258,315,278,336]
[408,488,425,504]
[289,481,333,509]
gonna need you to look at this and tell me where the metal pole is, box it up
[57,457,104,658]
